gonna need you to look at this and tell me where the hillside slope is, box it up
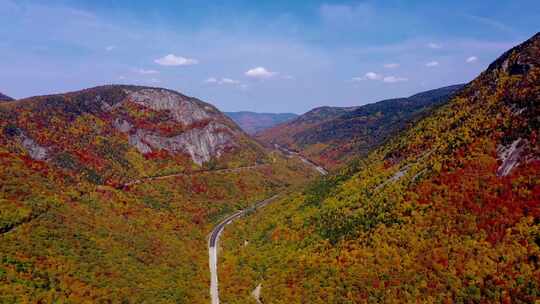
[0,85,318,302]
[0,92,14,102]
[0,85,267,186]
[220,33,540,302]
[257,84,464,168]
[225,111,298,134]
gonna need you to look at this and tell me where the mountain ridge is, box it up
[219,32,540,303]
[257,84,465,168]
[0,84,317,303]
[0,84,267,185]
[0,92,14,102]
[225,111,298,134]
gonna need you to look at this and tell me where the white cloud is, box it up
[427,42,442,49]
[383,76,408,83]
[155,54,198,66]
[220,78,240,85]
[426,61,439,67]
[205,77,242,85]
[466,56,478,63]
[365,72,382,80]
[352,72,407,84]
[282,75,295,80]
[383,63,400,69]
[105,45,116,51]
[148,78,160,84]
[245,67,277,79]
[134,68,159,75]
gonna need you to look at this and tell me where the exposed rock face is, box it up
[19,133,48,161]
[123,121,236,165]
[497,138,525,176]
[128,131,153,155]
[128,88,218,126]
[107,88,241,165]
[1,84,263,181]
[113,118,133,133]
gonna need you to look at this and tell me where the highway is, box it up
[208,146,328,303]
[208,195,279,304]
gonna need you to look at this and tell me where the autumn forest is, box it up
[1,2,540,303]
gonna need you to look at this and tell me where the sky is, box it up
[1,0,539,114]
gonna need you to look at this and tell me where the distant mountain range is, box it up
[257,84,464,168]
[0,92,14,101]
[225,111,298,134]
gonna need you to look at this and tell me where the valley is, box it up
[208,147,328,304]
[0,2,538,302]
[0,85,317,303]
[217,33,540,303]
[225,112,298,135]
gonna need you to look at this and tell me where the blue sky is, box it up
[1,0,539,113]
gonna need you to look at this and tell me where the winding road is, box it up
[208,147,328,304]
[274,144,328,175]
[120,164,268,188]
[208,195,279,304]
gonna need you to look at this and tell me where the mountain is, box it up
[0,85,268,185]
[0,85,317,302]
[257,84,464,168]
[0,92,14,101]
[256,105,359,140]
[225,111,298,134]
[218,33,540,302]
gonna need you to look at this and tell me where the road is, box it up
[274,144,328,175]
[122,144,328,189]
[208,195,279,304]
[208,148,327,304]
[121,164,268,188]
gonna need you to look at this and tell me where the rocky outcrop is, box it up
[2,85,261,174]
[122,121,236,165]
[497,138,525,176]
[19,132,48,161]
[109,87,242,165]
[127,88,219,126]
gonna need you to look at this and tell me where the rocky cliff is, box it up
[0,85,266,184]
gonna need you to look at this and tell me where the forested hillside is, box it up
[257,85,463,169]
[0,85,318,302]
[0,92,13,102]
[219,33,540,303]
[0,85,267,187]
